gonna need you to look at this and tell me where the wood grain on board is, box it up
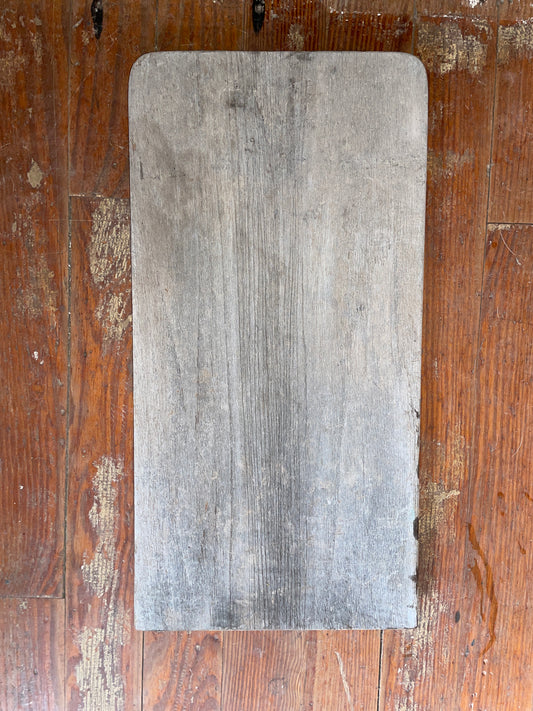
[222,632,315,710]
[1,0,531,707]
[498,0,533,21]
[156,0,243,51]
[65,198,142,710]
[380,16,499,709]
[0,1,68,597]
[222,630,380,710]
[489,19,533,223]
[458,224,533,708]
[69,1,156,197]
[416,0,499,17]
[143,631,222,710]
[309,631,381,711]
[240,3,413,51]
[131,51,426,631]
[0,598,65,710]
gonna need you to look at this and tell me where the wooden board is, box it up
[0,0,68,597]
[222,629,380,709]
[416,0,498,17]
[69,0,157,197]
[489,19,533,223]
[239,1,414,51]
[143,631,222,709]
[65,197,142,710]
[0,598,65,710]
[464,224,533,707]
[130,51,427,631]
[380,16,500,709]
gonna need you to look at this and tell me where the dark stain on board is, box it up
[91,0,104,40]
[252,0,265,33]
[468,523,498,655]
[413,516,419,541]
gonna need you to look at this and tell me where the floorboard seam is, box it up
[63,194,73,601]
[376,630,384,711]
[140,631,145,710]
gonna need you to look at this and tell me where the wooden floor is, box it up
[0,0,532,708]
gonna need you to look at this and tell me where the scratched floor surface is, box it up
[1,1,532,710]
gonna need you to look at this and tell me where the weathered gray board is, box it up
[130,52,427,631]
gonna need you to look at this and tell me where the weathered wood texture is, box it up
[0,598,65,710]
[380,16,500,709]
[489,19,533,223]
[143,8,412,699]
[498,0,533,21]
[69,0,415,202]
[222,630,380,710]
[65,198,142,709]
[1,0,532,707]
[417,0,498,17]
[157,0,243,51]
[240,4,414,52]
[143,631,222,710]
[143,629,380,710]
[308,631,380,710]
[0,1,68,597]
[131,51,426,630]
[69,1,156,197]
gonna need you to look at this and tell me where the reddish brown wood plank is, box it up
[323,11,413,51]
[222,632,316,710]
[157,0,243,51]
[143,632,222,710]
[240,3,413,51]
[0,1,68,597]
[310,631,380,710]
[380,16,498,709]
[69,2,156,197]
[65,197,142,710]
[498,0,533,21]
[489,20,533,223]
[417,0,498,17]
[454,224,533,708]
[0,598,65,710]
[221,631,380,710]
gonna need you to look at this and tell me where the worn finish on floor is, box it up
[0,0,532,709]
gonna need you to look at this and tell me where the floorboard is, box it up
[65,197,142,710]
[379,16,499,709]
[416,0,498,17]
[1,1,532,708]
[460,224,533,708]
[240,3,413,51]
[143,631,222,710]
[222,630,381,710]
[310,631,381,710]
[498,0,533,21]
[0,0,68,597]
[222,631,317,710]
[213,7,413,702]
[0,598,65,710]
[69,1,156,198]
[157,0,243,51]
[489,19,533,223]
